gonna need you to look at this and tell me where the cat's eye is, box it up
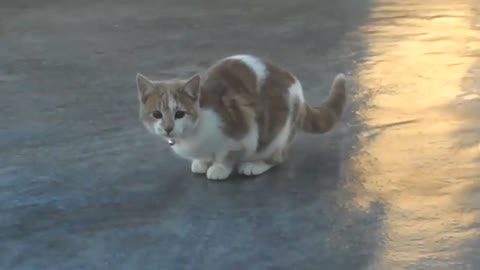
[152,110,162,119]
[175,111,186,119]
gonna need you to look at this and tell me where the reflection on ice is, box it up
[352,0,480,268]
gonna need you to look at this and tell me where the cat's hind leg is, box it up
[237,127,297,178]
[237,146,289,176]
[237,161,273,176]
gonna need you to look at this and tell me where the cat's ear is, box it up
[183,74,201,100]
[136,73,153,103]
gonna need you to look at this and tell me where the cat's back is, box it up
[199,54,299,104]
[200,55,261,99]
[197,55,302,152]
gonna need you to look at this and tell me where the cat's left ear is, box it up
[183,74,201,100]
[136,73,154,103]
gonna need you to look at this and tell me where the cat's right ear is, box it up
[136,73,153,103]
[183,74,201,100]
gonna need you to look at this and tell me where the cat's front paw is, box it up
[238,162,272,176]
[206,164,232,180]
[191,160,209,174]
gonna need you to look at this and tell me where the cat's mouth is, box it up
[168,139,176,146]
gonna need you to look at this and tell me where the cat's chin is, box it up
[167,139,176,146]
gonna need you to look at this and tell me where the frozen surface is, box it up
[1,0,479,269]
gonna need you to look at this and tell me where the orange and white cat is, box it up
[136,55,347,180]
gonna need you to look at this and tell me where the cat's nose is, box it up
[164,127,173,134]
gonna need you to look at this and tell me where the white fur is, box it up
[152,120,163,135]
[191,160,209,174]
[168,94,177,110]
[172,109,229,160]
[250,79,303,161]
[238,161,272,176]
[289,78,305,103]
[170,110,239,179]
[241,118,259,157]
[207,164,232,180]
[227,55,267,91]
[172,109,260,162]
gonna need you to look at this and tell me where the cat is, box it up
[136,54,347,180]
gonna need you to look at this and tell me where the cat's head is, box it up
[135,73,201,144]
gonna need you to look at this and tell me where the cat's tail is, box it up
[296,73,347,134]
